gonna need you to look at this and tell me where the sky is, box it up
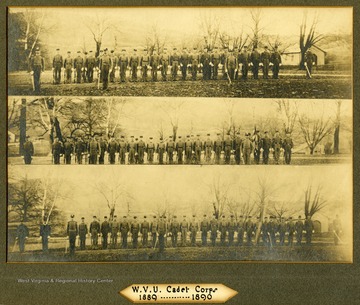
[9,7,352,53]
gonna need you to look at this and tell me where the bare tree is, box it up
[208,176,232,219]
[267,201,299,219]
[333,100,342,154]
[198,12,221,50]
[249,8,264,48]
[299,11,324,69]
[105,97,129,137]
[304,184,327,218]
[160,101,186,140]
[265,34,296,53]
[275,99,299,134]
[145,23,169,54]
[219,26,249,51]
[298,112,333,155]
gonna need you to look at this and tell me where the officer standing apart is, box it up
[78,217,88,250]
[40,217,51,253]
[90,216,100,249]
[29,47,45,93]
[101,216,111,249]
[100,48,112,90]
[16,220,29,253]
[67,214,78,256]
[52,48,63,84]
[23,135,34,165]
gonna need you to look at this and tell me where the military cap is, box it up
[264,216,268,219]
[256,130,260,133]
[84,52,88,55]
[135,138,138,140]
[274,46,278,49]
[230,215,234,218]
[81,217,85,219]
[114,215,117,218]
[173,48,177,51]
[178,136,182,138]
[187,135,190,138]
[264,131,268,134]
[173,215,177,218]
[71,214,75,218]
[123,216,127,218]
[222,215,226,218]
[163,216,166,219]
[133,216,137,219]
[192,215,196,217]
[193,47,197,50]
[275,129,279,132]
[169,136,172,138]
[289,217,293,220]
[89,50,93,53]
[153,215,157,218]
[131,135,134,138]
[144,216,147,218]
[197,134,200,137]
[121,135,124,138]
[149,137,153,140]
[93,215,97,218]
[298,215,302,218]
[122,49,126,51]
[111,50,114,53]
[56,48,60,51]
[140,136,143,138]
[207,133,210,136]
[133,49,137,51]
[104,48,108,51]
[217,133,220,136]
[67,51,71,54]
[77,51,81,53]
[164,48,167,51]
[248,215,252,218]
[26,135,30,138]
[264,46,268,49]
[240,215,244,218]
[203,214,207,217]
[104,216,107,219]
[160,137,163,141]
[214,46,218,49]
[243,45,248,49]
[183,47,187,50]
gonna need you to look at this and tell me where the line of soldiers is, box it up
[46,130,293,166]
[64,213,315,255]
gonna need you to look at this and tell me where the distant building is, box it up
[282,45,327,66]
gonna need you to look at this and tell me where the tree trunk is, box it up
[310,146,314,155]
[333,126,340,154]
[19,98,27,156]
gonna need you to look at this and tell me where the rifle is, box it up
[64,238,68,253]
[30,72,35,91]
[63,68,66,84]
[305,64,312,79]
[226,69,232,85]
[12,239,18,252]
[97,70,101,89]
[52,69,55,84]
[333,230,344,244]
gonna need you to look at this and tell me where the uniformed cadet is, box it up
[63,137,73,164]
[180,216,188,246]
[118,136,127,164]
[237,215,245,246]
[118,49,128,82]
[150,216,158,248]
[183,135,192,164]
[52,137,63,165]
[261,216,269,246]
[211,47,221,80]
[223,134,232,165]
[304,215,314,245]
[245,216,254,245]
[225,49,237,81]
[29,47,45,93]
[252,130,261,164]
[23,136,34,165]
[107,135,118,164]
[333,215,342,246]
[304,47,315,79]
[261,131,271,164]
[74,51,84,83]
[109,50,118,82]
[90,216,100,249]
[88,136,100,165]
[67,215,78,255]
[260,46,271,79]
[272,130,282,165]
[233,132,242,165]
[190,48,199,81]
[176,136,185,164]
[267,216,276,246]
[78,217,88,250]
[204,134,213,163]
[193,135,202,164]
[250,46,261,79]
[131,216,140,248]
[98,135,107,164]
[140,216,150,247]
[100,48,112,90]
[209,214,218,247]
[40,217,51,253]
[120,216,130,248]
[128,136,136,164]
[146,137,155,163]
[157,216,167,252]
[238,46,250,80]
[85,50,96,82]
[166,136,175,164]
[220,47,228,79]
[228,215,237,246]
[278,218,287,246]
[150,50,160,82]
[287,217,295,246]
[270,46,282,79]
[16,220,29,253]
[52,48,63,84]
[137,136,146,164]
[74,137,83,164]
[157,138,166,164]
[160,48,169,81]
[96,49,104,70]
[200,47,211,80]
[219,215,228,246]
[200,215,209,246]
[283,132,293,164]
[214,133,223,165]
[81,52,88,82]
[170,48,180,81]
[189,215,198,246]
[170,215,180,247]
[100,216,110,249]
[140,49,150,82]
[110,215,120,248]
[180,47,189,80]
[64,51,73,84]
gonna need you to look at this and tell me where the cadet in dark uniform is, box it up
[219,215,228,246]
[228,215,237,246]
[193,135,202,164]
[158,216,167,252]
[204,134,213,163]
[16,220,29,253]
[270,46,282,79]
[131,216,140,248]
[184,135,192,164]
[233,132,242,165]
[180,48,189,81]
[118,136,127,164]
[223,134,232,165]
[250,46,261,79]
[180,216,188,246]
[140,216,150,247]
[200,48,211,80]
[166,136,175,164]
[86,50,96,82]
[137,136,146,164]
[64,51,73,84]
[261,131,271,164]
[278,218,287,246]
[118,49,128,82]
[200,215,209,246]
[242,133,253,165]
[88,136,100,164]
[189,215,198,246]
[225,49,237,81]
[283,132,294,164]
[109,50,118,82]
[67,214,78,256]
[78,217,88,250]
[52,48,63,84]
[100,48,112,90]
[74,51,84,83]
[110,215,120,248]
[304,47,315,79]
[304,215,314,245]
[140,49,150,82]
[287,217,295,246]
[150,50,160,82]
[74,137,83,164]
[176,136,185,164]
[245,216,254,245]
[252,130,261,164]
[214,133,223,165]
[157,138,166,164]
[120,216,130,248]
[146,137,155,164]
[82,52,88,82]
[127,136,136,164]
[260,46,271,79]
[40,218,51,253]
[170,48,180,81]
[97,135,107,164]
[295,216,303,245]
[238,46,250,80]
[23,136,34,164]
[29,47,45,93]
[101,216,110,249]
[211,47,221,80]
[272,130,282,164]
[209,215,218,247]
[107,135,118,164]
[150,216,158,248]
[261,217,269,246]
[170,215,180,247]
[63,137,74,164]
[237,216,244,246]
[52,137,63,165]
[190,48,199,81]
[160,48,169,81]
[90,216,100,249]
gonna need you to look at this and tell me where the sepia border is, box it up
[1,1,360,305]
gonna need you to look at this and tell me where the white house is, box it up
[282,45,327,66]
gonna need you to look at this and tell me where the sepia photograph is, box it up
[7,165,352,262]
[7,7,352,98]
